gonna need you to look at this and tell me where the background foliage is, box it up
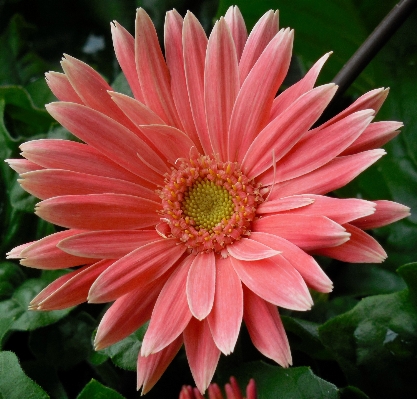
[0,0,416,398]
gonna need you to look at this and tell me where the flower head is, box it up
[6,5,410,394]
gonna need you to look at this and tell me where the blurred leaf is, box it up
[0,14,49,85]
[76,379,126,399]
[331,265,406,297]
[29,312,95,370]
[26,78,56,109]
[319,262,417,398]
[0,351,49,399]
[0,262,26,299]
[0,272,72,332]
[220,361,338,399]
[217,0,373,91]
[98,323,148,371]
[0,318,14,349]
[111,72,133,97]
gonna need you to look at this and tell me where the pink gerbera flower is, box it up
[6,6,410,394]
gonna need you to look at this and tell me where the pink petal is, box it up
[95,276,165,350]
[35,194,160,230]
[19,229,92,269]
[29,270,78,309]
[229,28,293,162]
[224,6,248,61]
[45,72,83,104]
[227,237,280,260]
[249,232,333,293]
[19,169,157,201]
[265,194,376,225]
[246,379,257,399]
[30,259,112,310]
[20,139,144,185]
[111,21,144,102]
[269,52,331,120]
[227,377,245,399]
[6,242,35,259]
[135,8,182,128]
[265,149,386,195]
[257,195,315,214]
[253,214,349,250]
[88,239,186,303]
[315,223,387,263]
[243,285,291,366]
[184,318,221,394]
[58,229,161,258]
[242,84,337,178]
[141,256,193,356]
[46,102,168,183]
[239,10,279,84]
[109,91,166,127]
[61,55,137,130]
[341,121,402,155]
[351,200,410,230]
[205,18,239,161]
[307,88,389,137]
[137,336,183,394]
[138,125,196,165]
[5,159,43,174]
[164,10,201,150]
[207,256,243,355]
[275,109,374,182]
[187,252,216,320]
[183,11,212,155]
[230,256,313,311]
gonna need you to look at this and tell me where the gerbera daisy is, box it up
[6,5,410,394]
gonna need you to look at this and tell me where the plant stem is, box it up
[332,0,417,97]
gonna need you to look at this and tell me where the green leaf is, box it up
[282,316,331,360]
[0,274,72,332]
[22,361,68,399]
[319,263,417,398]
[300,296,359,324]
[219,361,338,399]
[29,312,96,370]
[339,386,370,399]
[9,178,38,213]
[98,323,148,371]
[0,351,49,399]
[216,0,373,91]
[76,379,126,399]
[0,86,54,137]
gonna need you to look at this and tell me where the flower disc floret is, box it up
[160,155,262,253]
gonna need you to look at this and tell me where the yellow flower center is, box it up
[182,180,234,231]
[159,154,262,253]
